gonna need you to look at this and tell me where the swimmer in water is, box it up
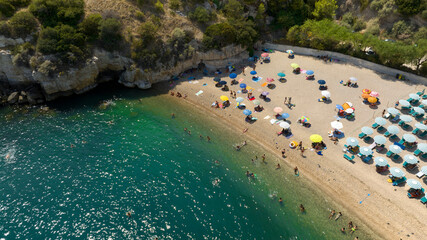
[188,130,191,135]
[299,204,305,212]
[207,136,211,142]
[171,113,175,118]
[70,144,75,148]
[184,128,187,131]
[276,163,281,169]
[279,198,283,204]
[5,153,10,159]
[126,212,132,218]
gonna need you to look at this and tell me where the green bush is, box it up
[7,0,31,7]
[365,20,380,36]
[370,0,396,19]
[154,0,164,13]
[189,7,211,23]
[169,0,180,10]
[223,0,244,19]
[422,10,427,20]
[0,21,11,37]
[9,11,38,37]
[29,0,85,27]
[390,20,412,39]
[395,0,423,16]
[37,27,59,54]
[0,0,15,18]
[99,18,122,51]
[79,13,102,41]
[312,0,338,20]
[202,22,237,49]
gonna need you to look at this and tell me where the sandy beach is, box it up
[164,50,427,239]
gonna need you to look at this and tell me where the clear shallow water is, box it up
[0,84,374,239]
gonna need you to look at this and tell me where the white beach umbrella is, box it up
[346,137,359,147]
[407,179,422,189]
[414,123,427,131]
[345,108,354,114]
[236,97,244,103]
[330,121,343,129]
[399,100,410,107]
[374,157,388,166]
[375,117,387,126]
[361,126,374,135]
[421,166,427,175]
[374,135,387,145]
[399,115,412,123]
[389,167,405,178]
[402,134,416,143]
[413,107,425,115]
[359,147,373,156]
[403,155,418,164]
[346,102,353,107]
[279,121,290,129]
[349,77,357,81]
[321,91,331,98]
[387,125,400,135]
[389,145,402,154]
[409,93,420,101]
[418,143,427,153]
[387,108,399,115]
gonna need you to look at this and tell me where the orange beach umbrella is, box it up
[368,97,378,103]
[362,93,370,99]
[362,89,371,94]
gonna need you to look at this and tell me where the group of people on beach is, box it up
[329,210,359,236]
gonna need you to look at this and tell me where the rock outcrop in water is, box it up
[0,35,247,104]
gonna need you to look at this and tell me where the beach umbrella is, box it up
[336,104,344,110]
[274,107,283,113]
[310,134,323,143]
[277,72,286,77]
[317,80,326,85]
[368,97,378,103]
[229,73,237,79]
[375,117,387,126]
[219,80,227,85]
[409,93,420,100]
[214,77,221,82]
[422,99,427,106]
[362,89,371,94]
[346,137,359,147]
[414,122,427,131]
[374,157,388,166]
[361,126,374,135]
[345,108,354,114]
[387,125,400,135]
[421,166,427,175]
[346,102,353,107]
[243,109,252,116]
[321,91,331,98]
[349,77,357,81]
[279,121,290,129]
[362,93,371,99]
[399,115,412,123]
[281,113,290,119]
[291,63,299,69]
[390,167,405,178]
[399,99,410,107]
[250,70,257,75]
[417,143,427,153]
[387,107,399,115]
[240,83,247,89]
[403,154,418,164]
[220,96,229,101]
[236,97,244,103]
[266,78,274,83]
[261,91,270,96]
[300,116,310,123]
[407,179,422,189]
[413,107,425,115]
[261,53,269,58]
[286,50,293,54]
[306,70,314,75]
[253,100,261,106]
[360,147,373,156]
[374,135,387,145]
[330,121,343,129]
[403,134,417,143]
[370,91,379,97]
[389,145,402,154]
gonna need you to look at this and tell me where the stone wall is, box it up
[264,43,427,85]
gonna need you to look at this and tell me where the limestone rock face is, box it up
[7,92,19,103]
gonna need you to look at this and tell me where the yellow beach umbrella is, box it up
[310,134,323,143]
[368,97,378,103]
[361,93,370,99]
[220,95,229,101]
[291,63,299,69]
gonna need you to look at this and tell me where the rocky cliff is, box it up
[0,36,248,104]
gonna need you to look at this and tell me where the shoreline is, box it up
[160,50,427,239]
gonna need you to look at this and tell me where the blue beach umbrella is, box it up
[214,77,221,82]
[375,117,387,126]
[409,93,420,100]
[250,70,257,75]
[229,73,237,79]
[306,70,314,75]
[403,134,416,143]
[390,167,405,178]
[389,145,402,154]
[361,126,374,135]
[407,179,422,189]
[346,137,359,147]
[374,135,387,145]
[414,123,427,131]
[374,157,388,166]
[336,104,344,110]
[399,115,412,123]
[399,99,410,107]
[360,147,373,156]
[403,154,418,164]
[277,73,286,77]
[317,80,326,85]
[236,97,244,103]
[281,113,290,119]
[219,81,227,85]
[387,107,399,115]
[243,109,252,116]
[417,143,427,153]
[421,166,427,175]
[239,83,246,89]
[387,125,400,135]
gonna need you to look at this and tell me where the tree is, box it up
[29,0,85,27]
[223,0,244,19]
[202,22,237,49]
[99,18,122,51]
[312,0,338,20]
[407,39,427,72]
[36,27,59,54]
[189,7,211,23]
[395,0,423,16]
[79,13,102,41]
[0,0,15,18]
[8,11,38,37]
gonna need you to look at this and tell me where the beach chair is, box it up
[390,114,400,122]
[419,131,427,137]
[372,123,379,129]
[393,177,407,186]
[412,100,420,105]
[414,149,422,156]
[384,131,391,137]
[401,105,412,110]
[398,120,405,126]
[421,196,427,204]
[358,132,366,138]
[343,154,355,161]
[392,154,400,161]
[377,126,385,132]
[390,134,398,140]
[376,145,385,153]
[364,136,372,142]
[402,124,410,130]
[398,139,405,145]
[422,153,427,159]
[386,151,393,157]
[403,162,408,168]
[362,155,372,163]
[412,128,420,135]
[423,95,427,99]
[416,171,425,178]
[417,90,425,96]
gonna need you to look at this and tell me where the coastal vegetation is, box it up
[0,0,426,76]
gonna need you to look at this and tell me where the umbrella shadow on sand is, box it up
[264,98,271,102]
[279,78,287,83]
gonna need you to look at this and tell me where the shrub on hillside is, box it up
[370,0,396,19]
[202,22,237,49]
[395,0,424,16]
[189,7,211,23]
[390,20,412,39]
[154,0,164,13]
[312,0,338,20]
[79,14,102,41]
[29,0,85,27]
[99,18,122,51]
[169,0,180,10]
[0,0,15,18]
[0,21,11,37]
[9,11,38,37]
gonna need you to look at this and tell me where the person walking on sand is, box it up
[335,212,342,221]
[382,109,386,117]
[294,166,299,175]
[281,149,286,158]
[288,97,292,104]
[329,210,336,219]
[276,163,281,169]
[299,141,302,150]
[242,66,246,75]
[300,147,305,157]
[284,97,287,104]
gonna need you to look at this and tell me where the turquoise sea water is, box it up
[0,84,374,239]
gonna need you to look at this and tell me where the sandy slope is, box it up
[164,50,427,240]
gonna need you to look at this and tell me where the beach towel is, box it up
[261,82,268,87]
[192,80,199,84]
[252,77,262,82]
[202,83,207,86]
[270,119,278,124]
[238,78,244,83]
[285,134,293,139]
[247,86,254,92]
[248,97,255,101]
[195,90,203,96]
[264,115,271,119]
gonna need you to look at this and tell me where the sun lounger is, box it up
[372,123,379,128]
[412,128,420,135]
[390,114,400,122]
[417,90,425,96]
[364,136,372,142]
[369,142,376,150]
[392,154,400,160]
[421,196,427,204]
[392,177,406,186]
[343,154,355,161]
[362,155,372,163]
[386,151,393,157]
[423,94,427,99]
[398,120,405,126]
[390,134,398,140]
[420,131,427,137]
[377,126,385,132]
[407,98,413,102]
[398,139,405,145]
[358,132,366,138]
[401,106,411,110]
[414,149,422,156]
[384,131,391,137]
[403,162,408,168]
[416,171,425,178]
